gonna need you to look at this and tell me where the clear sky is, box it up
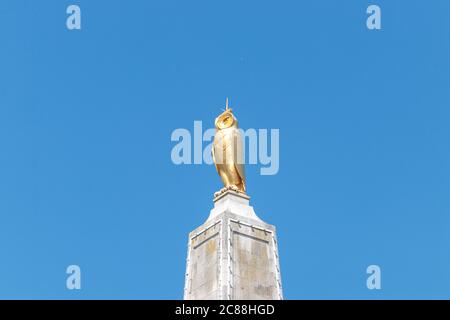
[0,0,449,299]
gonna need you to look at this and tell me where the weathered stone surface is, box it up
[184,191,283,300]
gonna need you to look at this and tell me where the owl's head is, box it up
[215,108,238,130]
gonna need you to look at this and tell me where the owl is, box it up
[212,102,246,193]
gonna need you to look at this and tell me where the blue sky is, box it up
[0,0,449,299]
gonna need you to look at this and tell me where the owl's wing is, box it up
[233,129,246,191]
[234,162,246,191]
[211,139,220,174]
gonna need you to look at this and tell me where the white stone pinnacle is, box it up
[184,191,283,300]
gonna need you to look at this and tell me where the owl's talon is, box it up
[214,185,244,198]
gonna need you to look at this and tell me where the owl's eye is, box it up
[216,112,234,129]
[220,115,233,128]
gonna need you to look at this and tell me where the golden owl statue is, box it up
[212,99,246,194]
